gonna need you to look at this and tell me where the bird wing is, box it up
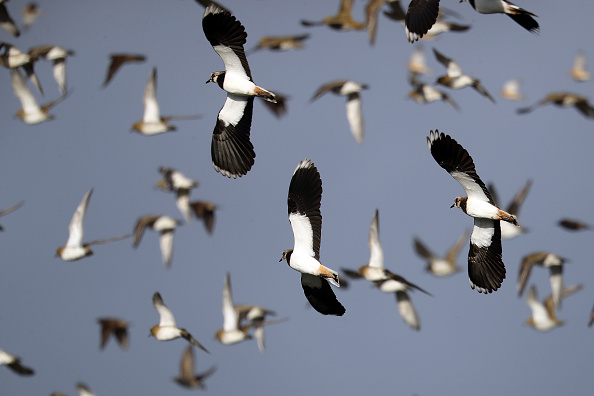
[142,68,161,123]
[301,273,345,316]
[346,92,364,144]
[153,292,176,327]
[10,68,41,114]
[222,273,239,331]
[368,209,384,268]
[66,189,93,248]
[468,218,505,293]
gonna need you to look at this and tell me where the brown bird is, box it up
[97,318,130,350]
[301,0,365,31]
[102,53,146,87]
[517,252,567,308]
[517,92,594,119]
[174,346,216,389]
[189,201,217,235]
[558,218,591,232]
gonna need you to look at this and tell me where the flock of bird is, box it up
[1,0,594,394]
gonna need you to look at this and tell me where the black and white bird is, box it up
[202,4,277,179]
[404,0,440,42]
[311,79,368,144]
[0,349,34,376]
[460,0,538,33]
[427,130,518,293]
[280,159,345,316]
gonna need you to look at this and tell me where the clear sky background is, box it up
[1,0,593,395]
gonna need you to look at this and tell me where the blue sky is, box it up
[1,0,593,395]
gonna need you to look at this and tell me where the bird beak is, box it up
[278,257,283,262]
[450,203,455,208]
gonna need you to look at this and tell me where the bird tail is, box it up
[254,86,277,103]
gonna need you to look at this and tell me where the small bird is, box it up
[215,273,252,346]
[174,346,216,389]
[189,201,217,235]
[427,130,517,293]
[155,166,199,222]
[558,218,591,232]
[76,383,95,396]
[0,200,24,231]
[234,304,283,354]
[500,79,525,101]
[0,2,19,37]
[10,68,66,125]
[97,317,130,350]
[301,0,365,31]
[22,3,41,31]
[56,189,130,261]
[0,42,43,94]
[373,269,431,330]
[488,180,532,239]
[404,0,440,42]
[525,284,582,332]
[408,73,459,110]
[248,34,310,54]
[408,46,432,76]
[311,79,368,144]
[102,53,146,87]
[570,52,590,82]
[0,349,34,375]
[28,45,74,94]
[132,68,200,135]
[203,4,277,178]
[133,215,182,268]
[413,229,469,277]
[517,252,567,308]
[517,92,594,120]
[460,0,538,33]
[280,159,345,316]
[433,48,495,103]
[150,292,209,353]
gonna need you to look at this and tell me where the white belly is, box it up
[222,72,257,96]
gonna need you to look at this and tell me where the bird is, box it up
[280,159,345,316]
[97,318,130,350]
[525,284,582,332]
[517,252,567,308]
[404,0,440,42]
[0,200,24,231]
[500,79,525,101]
[558,218,591,232]
[189,201,217,235]
[460,0,538,33]
[487,180,532,239]
[1,42,43,94]
[203,4,277,179]
[0,349,34,375]
[570,52,590,82]
[132,215,182,268]
[174,345,216,389]
[0,2,19,37]
[413,229,469,277]
[589,304,594,327]
[365,0,389,45]
[215,273,252,346]
[234,304,283,354]
[427,130,518,293]
[9,68,67,125]
[301,0,365,31]
[311,79,368,144]
[408,72,459,110]
[433,48,495,103]
[22,2,41,31]
[102,53,146,87]
[373,269,432,330]
[28,45,74,94]
[150,292,209,353]
[517,92,594,120]
[408,46,432,76]
[155,166,199,222]
[76,383,95,396]
[248,34,310,54]
[56,189,130,261]
[132,68,200,135]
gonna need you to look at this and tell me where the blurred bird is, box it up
[500,79,524,101]
[433,48,495,102]
[132,68,200,135]
[133,215,182,268]
[248,34,310,54]
[558,218,591,232]
[460,0,538,33]
[405,0,440,42]
[301,0,365,31]
[488,180,532,239]
[10,68,66,124]
[365,0,388,45]
[155,166,199,222]
[215,273,252,346]
[102,53,146,87]
[56,189,130,261]
[203,4,277,178]
[234,304,284,353]
[408,73,459,110]
[517,252,567,308]
[28,45,74,94]
[570,51,590,82]
[427,130,517,293]
[525,284,582,332]
[1,42,43,94]
[174,346,216,389]
[22,2,41,31]
[517,92,594,119]
[76,383,95,396]
[0,349,34,376]
[0,2,19,37]
[97,318,130,350]
[0,200,23,231]
[150,292,209,353]
[589,304,594,327]
[408,46,431,76]
[189,201,217,235]
[311,79,368,144]
[280,159,345,316]
[413,229,469,277]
